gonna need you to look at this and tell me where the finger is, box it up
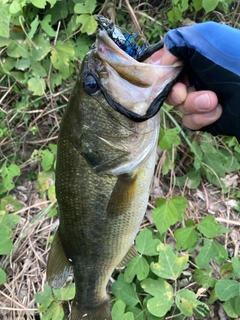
[160,45,178,65]
[149,45,178,65]
[177,90,219,114]
[165,82,188,106]
[182,104,223,130]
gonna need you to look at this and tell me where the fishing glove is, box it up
[164,22,240,142]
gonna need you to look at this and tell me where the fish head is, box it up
[60,24,183,175]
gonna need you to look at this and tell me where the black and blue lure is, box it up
[117,33,146,59]
[95,15,152,61]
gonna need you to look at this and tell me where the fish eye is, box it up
[83,75,99,94]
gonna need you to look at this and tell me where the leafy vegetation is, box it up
[0,0,240,319]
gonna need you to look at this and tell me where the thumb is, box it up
[149,45,179,65]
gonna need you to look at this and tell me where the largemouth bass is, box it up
[47,16,183,320]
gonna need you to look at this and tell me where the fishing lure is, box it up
[122,33,146,59]
[95,15,146,60]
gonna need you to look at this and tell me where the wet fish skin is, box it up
[47,20,183,320]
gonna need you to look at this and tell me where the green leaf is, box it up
[167,7,182,25]
[0,4,10,38]
[0,224,13,254]
[53,283,75,300]
[143,296,164,320]
[7,39,30,59]
[174,226,198,250]
[176,289,209,317]
[9,0,21,14]
[49,144,57,154]
[1,163,20,192]
[75,34,93,60]
[151,243,188,280]
[47,0,68,24]
[0,195,22,214]
[136,228,160,256]
[50,73,62,90]
[152,196,187,234]
[29,16,39,39]
[197,216,219,238]
[176,168,201,189]
[141,278,173,317]
[32,34,51,61]
[31,61,47,77]
[41,14,56,37]
[193,268,216,289]
[159,127,181,150]
[74,1,97,14]
[195,239,212,268]
[220,262,235,279]
[111,300,126,320]
[111,274,139,308]
[191,140,203,170]
[161,154,174,175]
[0,268,7,285]
[223,296,240,318]
[48,185,56,201]
[124,256,149,283]
[1,57,15,73]
[111,300,134,320]
[41,149,55,171]
[32,0,47,9]
[35,284,54,312]
[51,40,75,79]
[193,302,210,318]
[126,306,146,320]
[202,0,219,13]
[218,224,230,235]
[15,58,30,71]
[37,171,55,193]
[8,71,25,83]
[2,214,20,228]
[77,14,98,35]
[215,279,240,301]
[192,0,203,11]
[179,0,188,11]
[41,301,65,320]
[232,257,240,278]
[0,36,11,47]
[28,77,46,96]
[47,207,57,218]
[196,239,228,268]
[185,218,196,227]
[211,240,228,264]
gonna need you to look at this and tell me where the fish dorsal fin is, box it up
[47,230,72,289]
[117,245,138,268]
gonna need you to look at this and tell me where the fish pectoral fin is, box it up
[47,230,72,289]
[117,244,138,268]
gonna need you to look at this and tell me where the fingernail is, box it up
[195,93,211,111]
[205,106,219,119]
[149,50,163,64]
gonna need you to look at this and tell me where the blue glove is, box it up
[164,22,240,142]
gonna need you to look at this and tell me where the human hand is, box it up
[150,46,222,130]
[153,22,240,141]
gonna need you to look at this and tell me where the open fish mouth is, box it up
[92,15,184,121]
